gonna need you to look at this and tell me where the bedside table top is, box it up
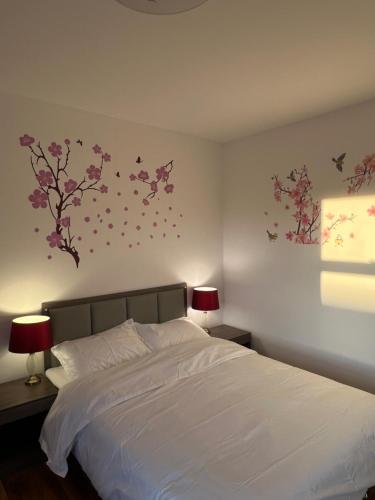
[209,324,250,341]
[0,375,57,425]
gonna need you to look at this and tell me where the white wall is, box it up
[0,92,223,383]
[223,99,375,394]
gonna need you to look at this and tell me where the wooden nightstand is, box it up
[0,375,57,478]
[209,324,251,348]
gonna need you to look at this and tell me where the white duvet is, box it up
[40,338,375,500]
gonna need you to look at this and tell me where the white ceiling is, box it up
[1,0,375,143]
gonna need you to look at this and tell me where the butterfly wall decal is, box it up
[266,229,278,241]
[76,139,83,146]
[136,156,143,164]
[287,169,296,182]
[116,171,120,178]
[332,153,346,172]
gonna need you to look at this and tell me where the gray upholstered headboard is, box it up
[42,282,187,369]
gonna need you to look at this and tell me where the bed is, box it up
[40,282,375,500]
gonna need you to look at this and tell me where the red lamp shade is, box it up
[9,315,52,354]
[192,287,219,311]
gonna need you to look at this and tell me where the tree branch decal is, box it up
[129,160,174,206]
[321,212,356,245]
[19,134,111,268]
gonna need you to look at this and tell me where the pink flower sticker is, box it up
[93,144,102,154]
[138,170,149,181]
[150,181,158,192]
[100,184,108,193]
[86,164,101,181]
[64,179,78,193]
[47,231,63,248]
[142,198,150,206]
[72,197,81,206]
[20,134,35,147]
[48,142,62,157]
[37,169,54,187]
[103,153,111,162]
[129,174,137,181]
[64,139,70,145]
[28,189,48,209]
[156,166,169,181]
[57,217,70,228]
[286,231,294,241]
[164,184,174,194]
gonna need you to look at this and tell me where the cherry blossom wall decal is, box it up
[19,134,111,267]
[272,165,321,244]
[129,160,174,206]
[345,153,375,193]
[268,156,365,246]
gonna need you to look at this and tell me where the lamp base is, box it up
[25,374,41,386]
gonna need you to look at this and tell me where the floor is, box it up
[0,459,100,500]
[0,461,374,500]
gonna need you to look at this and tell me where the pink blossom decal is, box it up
[64,179,78,193]
[28,189,48,209]
[164,184,174,194]
[20,134,112,267]
[86,165,101,181]
[93,144,102,154]
[47,231,63,248]
[19,134,35,147]
[36,169,54,187]
[129,160,174,205]
[137,170,149,181]
[48,142,62,157]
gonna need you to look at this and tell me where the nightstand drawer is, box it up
[0,395,56,426]
[0,376,57,427]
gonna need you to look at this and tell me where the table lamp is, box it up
[9,315,52,386]
[192,286,219,333]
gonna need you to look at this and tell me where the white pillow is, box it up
[135,317,209,351]
[45,366,72,389]
[51,321,151,380]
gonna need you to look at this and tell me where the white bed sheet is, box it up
[41,338,375,500]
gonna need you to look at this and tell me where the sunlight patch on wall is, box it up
[321,195,375,263]
[321,271,375,313]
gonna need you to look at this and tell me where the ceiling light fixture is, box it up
[115,0,208,15]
